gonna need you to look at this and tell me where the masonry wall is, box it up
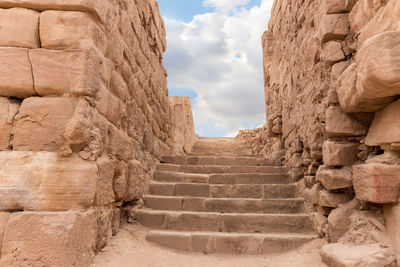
[261,0,400,257]
[169,96,198,155]
[0,0,177,265]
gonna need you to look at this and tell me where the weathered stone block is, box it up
[353,162,400,203]
[328,198,358,242]
[349,0,381,34]
[13,97,78,151]
[0,151,97,211]
[29,49,105,96]
[325,0,348,14]
[325,106,367,137]
[319,189,353,208]
[0,98,20,150]
[317,165,353,190]
[0,211,97,267]
[320,41,345,66]
[384,203,400,256]
[358,1,400,48]
[320,243,394,267]
[0,212,9,253]
[0,0,109,23]
[322,140,358,166]
[125,160,145,202]
[0,8,39,48]
[0,47,35,98]
[40,10,107,53]
[310,212,327,237]
[320,14,349,44]
[95,87,122,126]
[337,63,394,113]
[113,161,127,201]
[366,99,400,146]
[357,31,400,102]
[95,157,116,206]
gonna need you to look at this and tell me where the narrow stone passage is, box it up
[135,137,316,254]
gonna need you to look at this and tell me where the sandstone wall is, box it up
[0,0,180,265]
[169,96,198,155]
[262,0,400,259]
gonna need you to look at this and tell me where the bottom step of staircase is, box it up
[146,230,317,254]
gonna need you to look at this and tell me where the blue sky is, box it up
[158,0,273,137]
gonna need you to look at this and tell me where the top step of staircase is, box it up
[160,155,279,166]
[190,137,254,156]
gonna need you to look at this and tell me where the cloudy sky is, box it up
[157,0,274,137]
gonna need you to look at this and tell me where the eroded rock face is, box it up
[322,140,358,166]
[353,162,400,203]
[320,243,395,267]
[337,31,400,113]
[366,100,400,146]
[0,211,97,267]
[0,151,97,211]
[0,98,20,150]
[317,166,353,190]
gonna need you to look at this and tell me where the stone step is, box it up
[160,155,278,166]
[143,196,305,213]
[156,164,287,174]
[149,182,298,199]
[135,210,313,233]
[153,171,290,184]
[146,230,316,254]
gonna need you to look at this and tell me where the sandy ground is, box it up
[91,221,327,267]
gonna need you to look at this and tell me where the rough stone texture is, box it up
[169,96,198,155]
[0,211,97,267]
[0,151,97,211]
[0,47,35,98]
[384,203,400,256]
[0,98,20,150]
[353,161,400,204]
[0,0,197,263]
[317,165,353,190]
[325,106,368,137]
[0,7,40,48]
[322,140,358,166]
[319,189,353,208]
[338,31,400,113]
[320,243,395,267]
[327,199,359,242]
[366,99,400,146]
[0,212,9,253]
[261,0,400,261]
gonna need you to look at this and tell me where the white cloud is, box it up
[163,0,274,137]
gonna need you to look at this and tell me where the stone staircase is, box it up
[136,137,316,254]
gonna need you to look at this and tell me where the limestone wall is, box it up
[169,96,198,155]
[262,0,400,259]
[0,0,180,265]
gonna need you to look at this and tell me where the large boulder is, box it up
[337,31,400,113]
[320,243,395,267]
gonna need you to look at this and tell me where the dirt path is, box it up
[92,221,327,267]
